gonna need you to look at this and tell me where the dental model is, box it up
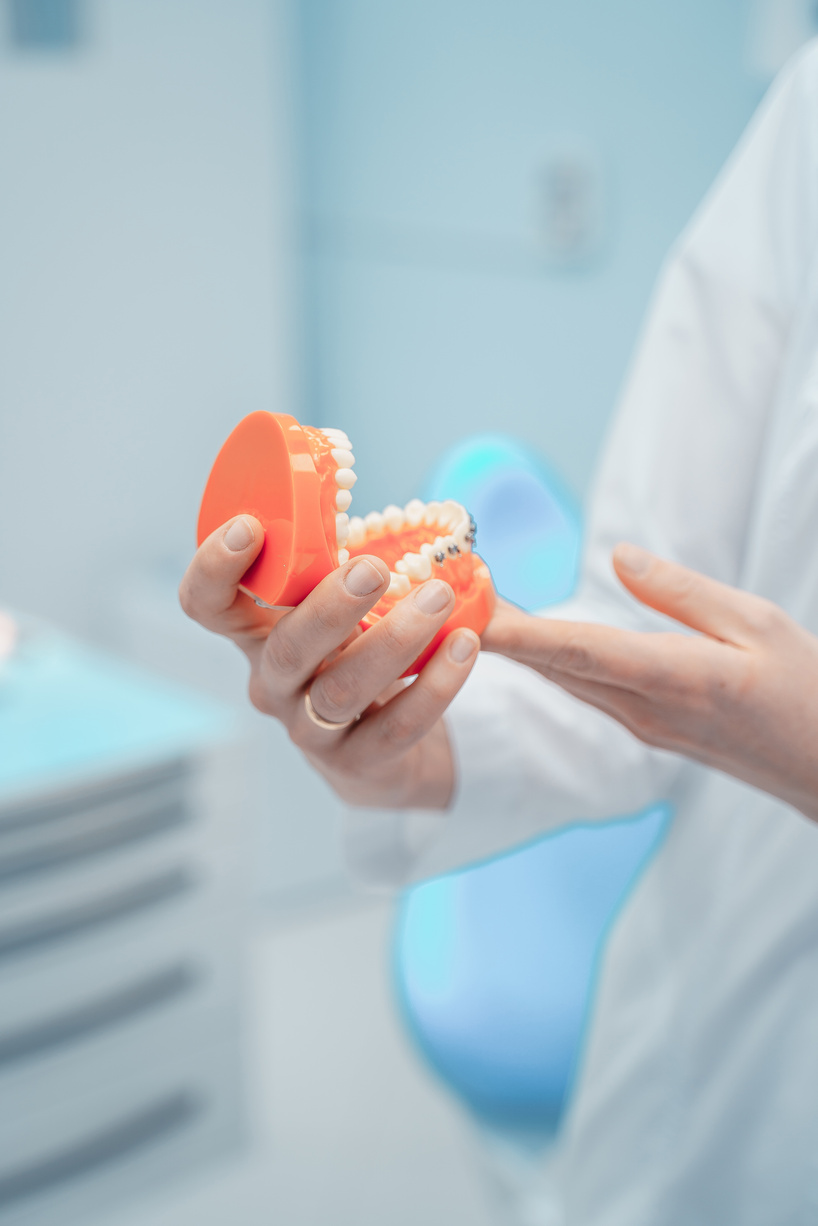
[197,411,495,674]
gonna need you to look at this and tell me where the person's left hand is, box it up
[482,543,818,823]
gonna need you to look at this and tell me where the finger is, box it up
[481,600,544,655]
[484,601,697,694]
[613,543,776,646]
[296,578,456,731]
[254,555,391,710]
[484,602,638,678]
[179,516,273,642]
[346,628,481,760]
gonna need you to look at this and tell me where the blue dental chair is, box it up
[393,436,669,1144]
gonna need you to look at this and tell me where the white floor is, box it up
[103,896,498,1226]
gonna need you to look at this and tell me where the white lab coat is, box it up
[344,42,818,1226]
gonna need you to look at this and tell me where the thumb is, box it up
[179,515,265,631]
[613,543,755,644]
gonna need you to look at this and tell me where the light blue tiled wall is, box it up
[294,1,763,514]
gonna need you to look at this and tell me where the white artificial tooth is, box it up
[395,558,409,575]
[327,434,353,451]
[321,426,349,441]
[364,511,384,535]
[435,503,461,531]
[335,468,357,490]
[382,504,404,532]
[404,498,426,527]
[336,489,352,512]
[336,512,350,540]
[423,501,441,526]
[348,516,366,547]
[337,548,350,564]
[387,572,411,598]
[419,542,437,560]
[331,448,355,468]
[404,551,432,581]
[431,536,448,564]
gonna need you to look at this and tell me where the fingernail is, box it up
[415,580,452,615]
[224,517,254,552]
[615,542,651,577]
[449,631,478,664]
[344,559,384,597]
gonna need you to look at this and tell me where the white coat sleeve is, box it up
[343,44,818,887]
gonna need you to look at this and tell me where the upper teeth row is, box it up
[321,427,358,562]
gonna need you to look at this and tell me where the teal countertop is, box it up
[0,626,235,805]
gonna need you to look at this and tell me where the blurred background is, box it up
[0,1,810,1223]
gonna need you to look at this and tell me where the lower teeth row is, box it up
[339,499,474,594]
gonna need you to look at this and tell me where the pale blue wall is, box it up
[0,0,297,637]
[294,1,763,514]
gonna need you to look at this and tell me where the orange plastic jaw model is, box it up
[197,411,495,674]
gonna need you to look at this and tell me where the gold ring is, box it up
[304,688,357,732]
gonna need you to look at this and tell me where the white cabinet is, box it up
[0,631,251,1225]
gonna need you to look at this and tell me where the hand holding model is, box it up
[181,411,494,809]
[483,543,818,823]
[179,515,478,808]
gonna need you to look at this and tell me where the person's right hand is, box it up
[179,515,481,809]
